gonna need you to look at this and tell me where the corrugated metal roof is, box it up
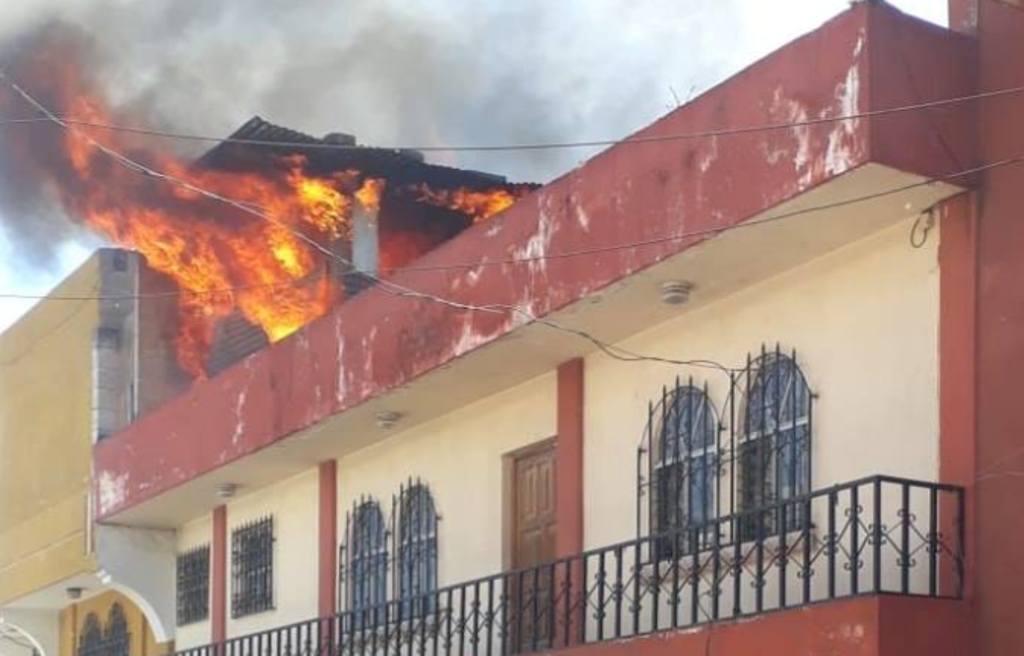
[198,116,527,190]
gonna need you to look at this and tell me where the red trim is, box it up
[938,193,978,603]
[211,504,227,643]
[555,359,584,647]
[555,359,584,558]
[969,3,1024,652]
[319,460,338,617]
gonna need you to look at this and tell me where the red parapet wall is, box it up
[93,3,976,521]
[545,597,968,656]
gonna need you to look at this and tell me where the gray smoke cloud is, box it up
[0,0,769,268]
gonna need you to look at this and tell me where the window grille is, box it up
[395,481,439,617]
[76,614,102,656]
[104,604,130,656]
[650,382,718,558]
[637,345,815,550]
[342,499,389,618]
[231,516,274,618]
[739,347,812,539]
[76,606,130,656]
[176,545,210,625]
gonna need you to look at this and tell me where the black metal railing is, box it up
[176,475,963,656]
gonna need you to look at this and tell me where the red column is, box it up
[555,358,585,557]
[938,193,977,603]
[211,504,227,644]
[319,460,338,617]
[555,358,585,647]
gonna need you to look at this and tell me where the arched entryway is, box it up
[60,590,169,656]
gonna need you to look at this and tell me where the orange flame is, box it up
[411,184,530,222]
[0,36,529,378]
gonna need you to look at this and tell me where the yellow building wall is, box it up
[58,590,168,656]
[0,255,101,604]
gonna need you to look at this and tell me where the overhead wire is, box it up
[0,84,1021,152]
[0,69,732,373]
[3,72,1023,373]
[0,154,1020,302]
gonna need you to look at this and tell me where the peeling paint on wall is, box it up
[825,31,866,177]
[97,471,129,517]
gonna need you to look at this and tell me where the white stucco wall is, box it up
[585,220,939,551]
[174,515,212,650]
[225,469,319,640]
[336,372,557,589]
[167,219,941,643]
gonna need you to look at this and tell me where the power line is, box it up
[0,69,738,372]
[4,70,1020,374]
[0,85,1022,153]
[1,152,1021,302]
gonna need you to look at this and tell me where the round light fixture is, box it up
[375,411,403,429]
[660,281,695,306]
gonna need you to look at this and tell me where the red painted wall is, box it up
[545,597,967,656]
[951,1,1024,653]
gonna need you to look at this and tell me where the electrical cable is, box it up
[4,71,1022,374]
[0,153,1020,302]
[0,85,1021,153]
[0,69,732,372]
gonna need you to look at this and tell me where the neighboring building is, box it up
[4,0,1024,655]
[0,250,178,656]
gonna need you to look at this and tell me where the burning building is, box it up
[88,116,536,436]
[8,3,1024,656]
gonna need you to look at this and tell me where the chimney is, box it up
[92,249,138,440]
[348,193,379,296]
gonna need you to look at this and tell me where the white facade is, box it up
[170,218,942,644]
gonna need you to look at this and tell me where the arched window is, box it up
[349,500,388,615]
[396,482,438,617]
[652,383,718,556]
[740,349,812,537]
[77,613,102,656]
[104,604,130,656]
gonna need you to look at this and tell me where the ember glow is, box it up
[0,38,530,377]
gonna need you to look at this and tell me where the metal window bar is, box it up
[394,480,440,619]
[637,346,813,552]
[176,544,211,626]
[76,607,131,656]
[231,516,275,618]
[176,476,965,656]
[649,382,719,560]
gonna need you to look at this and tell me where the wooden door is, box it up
[510,441,557,652]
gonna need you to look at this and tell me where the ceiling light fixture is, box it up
[375,411,403,429]
[216,482,239,499]
[660,281,695,306]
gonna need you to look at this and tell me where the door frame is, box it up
[502,437,557,572]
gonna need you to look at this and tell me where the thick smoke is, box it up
[0,0,754,268]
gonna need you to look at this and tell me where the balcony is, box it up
[175,475,963,656]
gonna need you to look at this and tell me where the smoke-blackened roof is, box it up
[198,116,529,190]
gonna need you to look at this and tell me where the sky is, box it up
[0,0,947,331]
